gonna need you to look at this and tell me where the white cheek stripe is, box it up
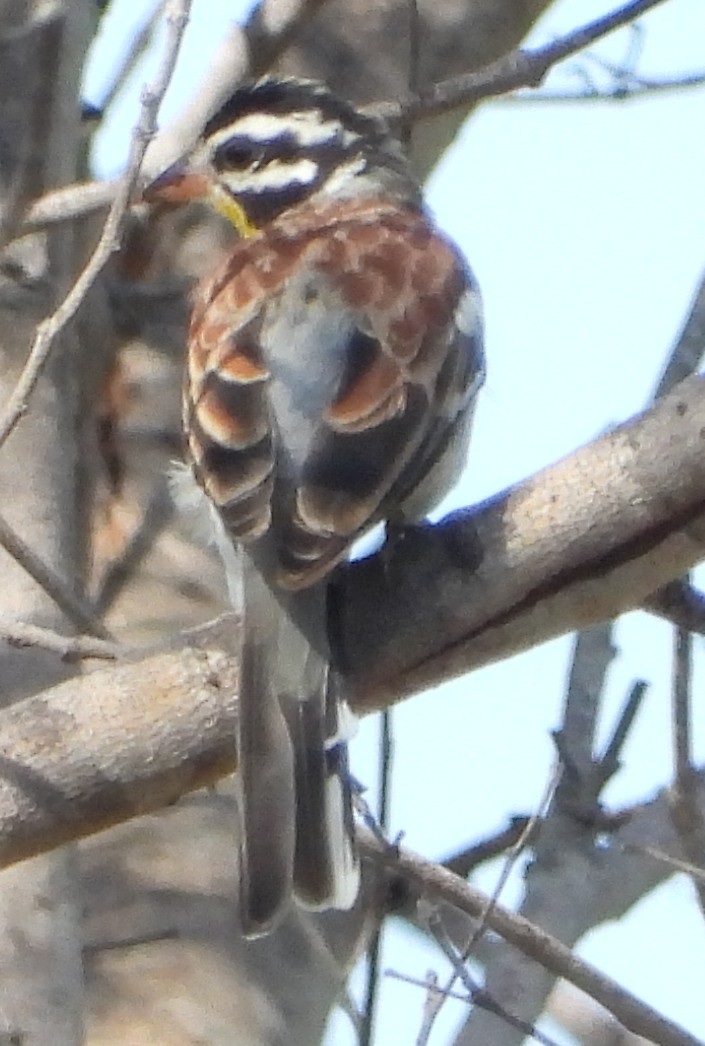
[223,157,319,193]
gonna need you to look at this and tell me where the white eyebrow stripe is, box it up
[209,111,361,150]
[224,157,320,192]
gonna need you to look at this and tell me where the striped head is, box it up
[144,78,419,236]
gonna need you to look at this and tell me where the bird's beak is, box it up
[142,160,210,205]
[142,157,258,238]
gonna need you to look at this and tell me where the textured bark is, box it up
[0,3,96,1043]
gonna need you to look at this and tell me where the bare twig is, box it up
[443,817,535,878]
[21,180,118,233]
[0,619,122,661]
[596,680,648,788]
[360,708,394,1046]
[0,512,112,640]
[668,623,705,916]
[373,0,671,125]
[498,69,705,104]
[0,0,193,451]
[360,830,702,1046]
[422,767,560,1042]
[418,905,562,1046]
[622,843,705,885]
[644,579,705,637]
[19,0,671,238]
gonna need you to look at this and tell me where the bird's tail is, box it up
[238,553,359,936]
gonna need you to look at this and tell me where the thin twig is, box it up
[386,968,467,1004]
[21,180,117,233]
[596,680,648,789]
[0,512,112,640]
[0,0,193,451]
[19,0,669,238]
[622,843,705,886]
[0,619,122,661]
[373,0,671,124]
[421,908,562,1046]
[419,767,560,1041]
[443,817,535,877]
[360,830,702,1046]
[499,70,705,105]
[668,622,705,916]
[672,627,692,786]
[360,709,394,1046]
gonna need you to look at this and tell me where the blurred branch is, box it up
[361,829,701,1046]
[0,0,192,451]
[143,0,332,178]
[0,628,698,1046]
[97,1,166,114]
[245,0,331,77]
[0,619,122,661]
[643,579,705,636]
[651,268,705,401]
[430,769,559,1044]
[21,179,117,232]
[443,817,535,879]
[454,628,622,1045]
[0,511,113,640]
[668,624,705,916]
[373,0,671,125]
[18,0,672,234]
[499,69,705,105]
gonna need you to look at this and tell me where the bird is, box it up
[143,77,485,937]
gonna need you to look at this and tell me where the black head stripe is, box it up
[204,78,388,148]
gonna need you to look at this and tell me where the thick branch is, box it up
[0,648,238,867]
[337,373,705,711]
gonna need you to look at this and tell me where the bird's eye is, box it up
[216,141,262,171]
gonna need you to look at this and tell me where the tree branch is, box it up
[372,0,671,125]
[360,830,701,1046]
[0,0,192,451]
[337,373,705,712]
[0,647,238,867]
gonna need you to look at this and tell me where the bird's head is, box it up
[144,77,419,236]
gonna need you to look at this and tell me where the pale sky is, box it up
[85,1,705,1042]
